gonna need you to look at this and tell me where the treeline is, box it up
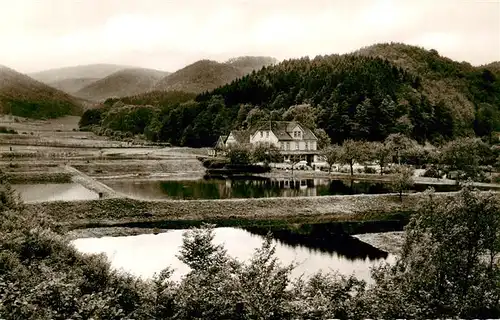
[1,97,81,119]
[320,134,499,182]
[1,173,500,318]
[79,43,500,147]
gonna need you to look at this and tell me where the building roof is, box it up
[252,121,317,141]
[214,135,227,149]
[229,130,252,144]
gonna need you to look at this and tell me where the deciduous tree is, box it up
[390,165,414,201]
[440,137,489,182]
[321,145,341,173]
[368,187,500,318]
[339,140,369,176]
[385,133,416,164]
[370,142,392,175]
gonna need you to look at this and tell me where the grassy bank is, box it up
[26,192,445,231]
[6,171,73,184]
[66,218,408,239]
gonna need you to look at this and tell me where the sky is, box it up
[0,0,499,74]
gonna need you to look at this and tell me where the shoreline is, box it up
[27,191,454,232]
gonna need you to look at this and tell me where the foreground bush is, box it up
[1,171,500,318]
[366,186,500,318]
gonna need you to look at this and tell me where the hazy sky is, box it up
[0,0,499,73]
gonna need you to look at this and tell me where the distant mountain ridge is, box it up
[80,44,500,148]
[226,56,279,74]
[154,56,277,94]
[153,60,244,94]
[28,56,277,100]
[0,65,83,118]
[74,68,169,101]
[48,78,100,95]
[29,64,133,83]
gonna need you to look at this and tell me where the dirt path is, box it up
[353,232,405,255]
[63,165,124,198]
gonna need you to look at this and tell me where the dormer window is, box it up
[266,131,269,138]
[260,131,263,137]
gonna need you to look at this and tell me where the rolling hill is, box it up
[484,61,500,75]
[154,60,244,94]
[29,64,133,84]
[83,44,500,147]
[48,78,100,95]
[226,56,279,74]
[354,43,500,127]
[74,68,169,101]
[154,56,277,94]
[0,65,83,118]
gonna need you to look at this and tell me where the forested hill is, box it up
[82,43,500,147]
[0,65,83,119]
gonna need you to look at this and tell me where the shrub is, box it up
[367,187,500,318]
[364,166,377,174]
[0,127,18,134]
[390,165,414,201]
[79,108,103,127]
[422,166,441,178]
[226,147,251,165]
[492,175,500,184]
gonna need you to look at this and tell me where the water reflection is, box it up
[244,225,388,261]
[12,183,99,202]
[72,227,396,283]
[103,177,465,200]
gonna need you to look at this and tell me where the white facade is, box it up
[225,132,239,147]
[250,129,279,147]
[278,140,316,152]
[220,121,321,164]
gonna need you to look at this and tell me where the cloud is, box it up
[0,0,498,73]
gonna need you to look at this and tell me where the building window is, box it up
[311,141,316,150]
[286,142,290,150]
[295,142,299,150]
[280,142,284,150]
[305,142,309,150]
[266,131,269,138]
[260,131,263,137]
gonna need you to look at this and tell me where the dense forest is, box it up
[0,66,83,119]
[80,43,500,147]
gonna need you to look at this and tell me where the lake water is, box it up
[102,177,463,200]
[12,183,99,202]
[72,227,396,283]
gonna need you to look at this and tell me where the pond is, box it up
[72,226,397,283]
[12,183,99,202]
[102,177,464,200]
